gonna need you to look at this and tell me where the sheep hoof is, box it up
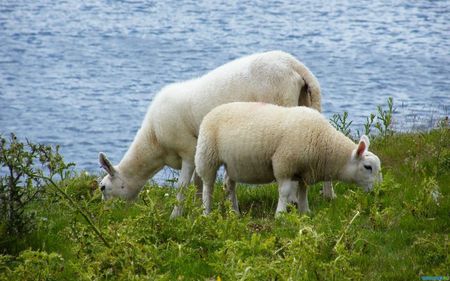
[170,206,183,219]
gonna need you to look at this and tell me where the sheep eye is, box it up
[121,185,125,189]
[363,165,372,171]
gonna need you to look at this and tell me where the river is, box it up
[1,0,449,180]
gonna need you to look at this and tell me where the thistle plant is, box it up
[334,97,395,141]
[330,111,353,137]
[374,97,394,138]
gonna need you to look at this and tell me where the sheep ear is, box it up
[356,135,370,158]
[99,152,116,176]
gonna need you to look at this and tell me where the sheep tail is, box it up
[307,76,322,113]
[292,60,322,112]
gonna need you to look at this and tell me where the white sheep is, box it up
[195,102,382,216]
[98,50,324,217]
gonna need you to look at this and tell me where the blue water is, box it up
[1,0,449,178]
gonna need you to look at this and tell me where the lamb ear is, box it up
[356,135,370,158]
[99,152,116,176]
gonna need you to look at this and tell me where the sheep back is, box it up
[147,51,321,157]
[196,102,355,184]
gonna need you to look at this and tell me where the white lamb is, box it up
[195,102,382,216]
[98,50,324,218]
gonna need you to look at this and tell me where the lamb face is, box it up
[345,135,382,192]
[98,153,138,201]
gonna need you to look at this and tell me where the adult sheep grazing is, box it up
[195,102,382,216]
[98,50,323,218]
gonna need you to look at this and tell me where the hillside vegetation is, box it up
[1,100,449,280]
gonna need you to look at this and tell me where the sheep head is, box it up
[344,135,382,192]
[98,152,139,201]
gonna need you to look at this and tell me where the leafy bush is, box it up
[0,134,73,246]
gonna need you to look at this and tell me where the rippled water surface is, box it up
[1,1,449,176]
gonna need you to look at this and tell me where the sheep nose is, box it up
[100,185,106,191]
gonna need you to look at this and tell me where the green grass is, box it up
[0,128,449,280]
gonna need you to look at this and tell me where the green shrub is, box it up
[0,134,73,252]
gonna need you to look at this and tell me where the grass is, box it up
[1,126,449,280]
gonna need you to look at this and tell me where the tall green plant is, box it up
[363,113,376,137]
[330,111,353,137]
[0,133,72,237]
[333,98,395,141]
[374,97,395,138]
[0,134,110,250]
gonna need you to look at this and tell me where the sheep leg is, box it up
[297,182,311,214]
[202,179,215,215]
[198,165,218,215]
[224,172,239,214]
[192,172,203,199]
[321,181,336,199]
[170,160,195,219]
[275,179,293,217]
[288,181,299,206]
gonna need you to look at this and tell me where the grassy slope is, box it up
[0,129,449,280]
